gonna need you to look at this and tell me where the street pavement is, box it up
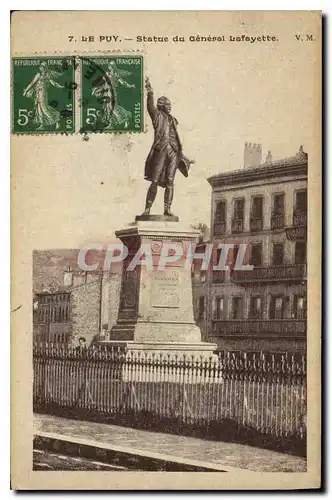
[34,413,307,472]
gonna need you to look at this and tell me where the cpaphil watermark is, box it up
[77,242,253,273]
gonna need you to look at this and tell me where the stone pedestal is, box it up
[105,219,217,361]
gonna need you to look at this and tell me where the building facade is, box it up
[193,144,307,355]
[33,268,122,346]
[33,290,72,344]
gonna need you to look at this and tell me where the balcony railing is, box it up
[213,222,226,235]
[212,270,226,283]
[271,214,285,230]
[250,217,263,232]
[212,319,307,337]
[293,212,307,226]
[231,218,244,233]
[231,264,306,284]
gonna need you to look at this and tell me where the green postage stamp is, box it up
[11,55,144,134]
[12,57,75,134]
[80,55,144,133]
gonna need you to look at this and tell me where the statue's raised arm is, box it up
[145,77,156,121]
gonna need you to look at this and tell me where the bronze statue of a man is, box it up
[142,77,194,218]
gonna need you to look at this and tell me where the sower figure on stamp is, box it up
[142,77,194,218]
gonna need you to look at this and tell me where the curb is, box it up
[34,432,243,472]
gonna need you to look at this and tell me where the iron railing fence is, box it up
[33,343,306,447]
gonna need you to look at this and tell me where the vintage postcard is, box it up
[11,11,321,490]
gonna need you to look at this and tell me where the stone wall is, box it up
[107,272,122,334]
[70,277,101,345]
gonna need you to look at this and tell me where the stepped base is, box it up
[98,340,218,381]
[109,322,202,343]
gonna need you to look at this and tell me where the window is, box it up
[295,241,306,264]
[230,245,240,269]
[200,270,207,283]
[65,304,70,321]
[214,247,229,268]
[215,201,226,224]
[214,201,227,235]
[250,197,263,231]
[198,297,205,319]
[43,307,48,324]
[250,243,262,267]
[215,248,222,266]
[231,296,243,320]
[251,196,263,219]
[272,243,284,265]
[273,193,285,215]
[271,194,285,229]
[294,295,307,319]
[234,199,245,220]
[269,296,285,319]
[293,191,307,226]
[295,189,307,213]
[213,296,225,319]
[249,296,263,319]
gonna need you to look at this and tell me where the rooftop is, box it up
[208,146,308,189]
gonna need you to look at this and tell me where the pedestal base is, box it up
[135,214,179,222]
[108,219,215,379]
[98,340,218,381]
[109,322,202,343]
[99,340,218,360]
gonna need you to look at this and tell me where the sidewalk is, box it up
[34,414,306,472]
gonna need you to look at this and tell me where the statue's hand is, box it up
[145,77,152,92]
[189,159,195,165]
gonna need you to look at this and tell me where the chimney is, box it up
[296,145,308,160]
[266,150,272,163]
[63,266,73,287]
[244,142,262,168]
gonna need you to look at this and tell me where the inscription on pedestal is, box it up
[150,270,181,308]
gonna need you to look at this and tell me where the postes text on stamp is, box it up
[12,57,75,134]
[80,55,143,133]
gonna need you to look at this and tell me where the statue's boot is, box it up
[164,185,176,217]
[141,182,158,216]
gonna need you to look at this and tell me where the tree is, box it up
[190,222,210,242]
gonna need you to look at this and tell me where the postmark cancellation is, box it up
[80,55,144,133]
